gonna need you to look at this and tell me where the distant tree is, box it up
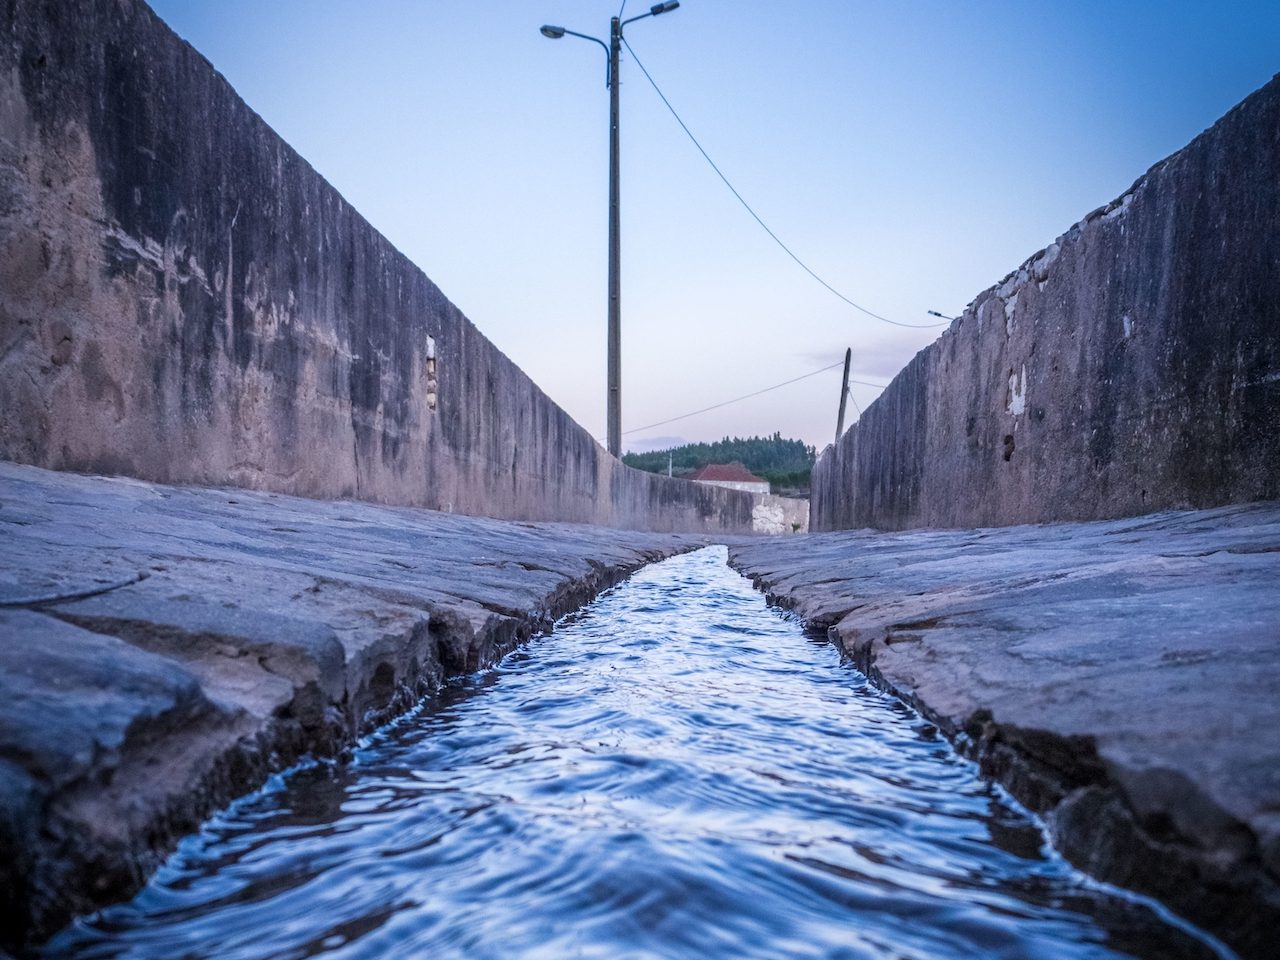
[623,433,816,494]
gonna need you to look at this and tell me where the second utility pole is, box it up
[607,15,622,457]
[835,348,852,445]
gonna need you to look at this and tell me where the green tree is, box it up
[622,433,816,494]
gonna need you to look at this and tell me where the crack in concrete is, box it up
[0,571,148,608]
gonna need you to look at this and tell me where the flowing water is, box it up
[47,547,1227,960]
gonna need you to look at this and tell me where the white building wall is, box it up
[694,479,771,495]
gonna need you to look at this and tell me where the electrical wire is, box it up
[621,38,948,331]
[621,360,885,436]
[846,386,863,419]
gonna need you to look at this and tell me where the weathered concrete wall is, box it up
[751,494,809,534]
[0,0,755,534]
[813,74,1280,531]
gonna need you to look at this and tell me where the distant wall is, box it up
[751,495,809,535]
[0,0,755,534]
[812,74,1280,531]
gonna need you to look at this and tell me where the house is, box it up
[686,463,771,496]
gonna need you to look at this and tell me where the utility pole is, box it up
[835,347,852,445]
[540,2,680,459]
[607,16,622,457]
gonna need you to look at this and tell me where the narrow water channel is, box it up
[47,547,1223,960]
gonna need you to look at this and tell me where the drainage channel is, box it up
[45,547,1226,959]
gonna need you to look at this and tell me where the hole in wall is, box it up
[425,336,438,413]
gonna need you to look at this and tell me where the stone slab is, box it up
[0,461,708,950]
[728,502,1280,960]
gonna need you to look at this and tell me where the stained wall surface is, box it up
[812,75,1280,531]
[0,0,755,534]
[751,495,809,535]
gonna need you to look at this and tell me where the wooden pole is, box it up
[835,347,852,445]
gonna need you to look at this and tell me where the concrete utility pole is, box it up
[607,15,621,457]
[541,2,681,458]
[835,348,852,445]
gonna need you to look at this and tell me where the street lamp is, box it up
[541,1,681,458]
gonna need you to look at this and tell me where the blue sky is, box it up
[149,1,1279,452]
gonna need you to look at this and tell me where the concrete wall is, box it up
[0,0,756,534]
[751,495,809,535]
[812,74,1280,531]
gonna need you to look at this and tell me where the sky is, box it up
[148,1,1279,453]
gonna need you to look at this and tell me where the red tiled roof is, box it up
[686,463,767,484]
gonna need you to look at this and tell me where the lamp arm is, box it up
[559,29,611,86]
[619,12,653,30]
[622,2,678,30]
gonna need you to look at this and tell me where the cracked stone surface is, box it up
[729,502,1280,960]
[0,461,710,951]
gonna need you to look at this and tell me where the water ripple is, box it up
[46,547,1223,959]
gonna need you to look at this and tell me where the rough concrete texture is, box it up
[0,0,754,534]
[813,73,1280,531]
[0,461,714,951]
[751,493,809,534]
[729,503,1280,959]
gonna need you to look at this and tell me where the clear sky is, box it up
[149,1,1278,453]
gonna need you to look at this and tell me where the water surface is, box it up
[48,547,1225,959]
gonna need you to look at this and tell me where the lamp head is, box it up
[540,24,566,38]
[649,1,679,14]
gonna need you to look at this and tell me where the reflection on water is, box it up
[47,547,1225,959]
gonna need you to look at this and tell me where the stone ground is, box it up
[729,504,1280,960]
[0,462,711,952]
[4,461,1278,959]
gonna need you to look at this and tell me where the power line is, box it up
[621,360,887,437]
[621,38,948,331]
[845,386,863,419]
[624,361,840,435]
